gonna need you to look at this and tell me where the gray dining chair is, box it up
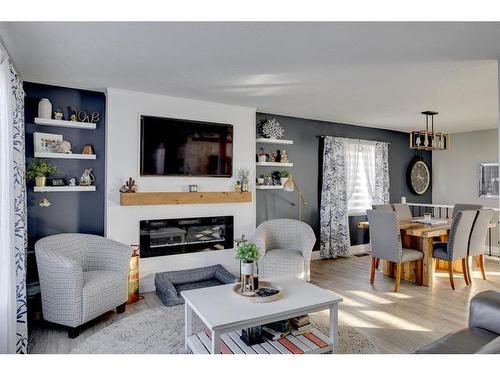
[453,204,482,219]
[432,210,477,290]
[392,203,412,220]
[372,204,393,212]
[467,209,494,282]
[366,210,424,292]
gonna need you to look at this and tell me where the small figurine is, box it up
[280,149,289,163]
[39,198,51,208]
[79,168,95,186]
[271,151,277,162]
[55,140,72,154]
[120,177,138,193]
[70,114,77,122]
[275,150,282,163]
[69,178,76,186]
[257,147,266,163]
[53,106,64,120]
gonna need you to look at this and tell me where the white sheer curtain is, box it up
[361,143,376,201]
[0,45,17,354]
[345,142,360,201]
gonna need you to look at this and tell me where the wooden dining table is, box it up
[357,218,496,287]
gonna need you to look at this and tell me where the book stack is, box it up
[290,314,312,336]
[262,320,290,341]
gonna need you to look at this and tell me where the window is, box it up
[346,141,376,215]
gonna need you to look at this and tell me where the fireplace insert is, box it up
[139,216,234,258]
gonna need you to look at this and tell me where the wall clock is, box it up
[407,157,431,195]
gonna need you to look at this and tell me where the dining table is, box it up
[357,217,496,287]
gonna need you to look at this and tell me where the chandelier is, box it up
[409,111,449,151]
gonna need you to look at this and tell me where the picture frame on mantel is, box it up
[479,162,499,198]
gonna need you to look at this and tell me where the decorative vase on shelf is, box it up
[35,176,47,187]
[38,98,52,119]
[280,177,288,186]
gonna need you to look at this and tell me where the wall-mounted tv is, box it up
[140,115,233,177]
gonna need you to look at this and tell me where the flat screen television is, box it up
[140,115,233,177]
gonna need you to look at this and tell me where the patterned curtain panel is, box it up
[374,142,390,204]
[320,137,350,258]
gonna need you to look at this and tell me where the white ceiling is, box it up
[1,22,499,133]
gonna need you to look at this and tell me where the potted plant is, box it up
[237,167,250,192]
[235,242,260,275]
[27,159,58,187]
[279,170,290,186]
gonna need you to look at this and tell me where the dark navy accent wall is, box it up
[256,113,432,247]
[24,82,106,248]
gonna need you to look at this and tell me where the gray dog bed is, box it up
[155,264,238,306]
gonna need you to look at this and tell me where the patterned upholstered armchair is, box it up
[35,233,131,338]
[254,219,316,281]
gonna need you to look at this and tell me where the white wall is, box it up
[432,128,498,208]
[105,88,256,291]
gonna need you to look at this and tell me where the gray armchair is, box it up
[35,233,131,338]
[254,219,316,281]
[417,290,500,354]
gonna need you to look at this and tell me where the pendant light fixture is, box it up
[409,111,449,151]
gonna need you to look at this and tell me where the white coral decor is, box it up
[262,118,284,139]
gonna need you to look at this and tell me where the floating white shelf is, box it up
[34,152,96,160]
[35,117,96,130]
[256,162,293,167]
[256,185,284,190]
[34,186,96,192]
[256,137,293,145]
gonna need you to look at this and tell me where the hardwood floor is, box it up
[28,254,500,354]
[310,254,500,353]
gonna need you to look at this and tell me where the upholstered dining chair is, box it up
[372,204,393,211]
[35,233,132,338]
[432,210,477,290]
[453,204,482,219]
[392,203,413,220]
[467,209,494,282]
[254,219,316,281]
[366,210,424,292]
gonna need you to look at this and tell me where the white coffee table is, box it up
[181,277,343,354]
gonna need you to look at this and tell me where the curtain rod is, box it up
[316,135,390,145]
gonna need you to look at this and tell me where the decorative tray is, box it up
[232,281,283,303]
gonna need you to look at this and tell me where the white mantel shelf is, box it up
[256,162,293,167]
[35,117,96,130]
[34,186,96,192]
[256,137,293,145]
[34,152,96,160]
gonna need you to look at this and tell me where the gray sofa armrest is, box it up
[469,290,500,335]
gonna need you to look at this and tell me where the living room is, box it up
[1,2,500,373]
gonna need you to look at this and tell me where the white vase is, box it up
[38,98,52,119]
[280,177,288,186]
[241,261,254,275]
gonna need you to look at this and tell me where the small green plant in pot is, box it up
[27,159,58,187]
[235,242,260,275]
[279,170,290,186]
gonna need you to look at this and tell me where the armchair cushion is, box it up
[432,243,450,260]
[401,248,423,263]
[259,249,305,279]
[82,270,128,323]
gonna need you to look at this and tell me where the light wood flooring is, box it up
[28,254,500,354]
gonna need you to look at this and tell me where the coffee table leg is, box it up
[185,302,193,351]
[211,330,220,354]
[330,304,339,353]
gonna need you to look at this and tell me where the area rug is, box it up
[71,305,377,354]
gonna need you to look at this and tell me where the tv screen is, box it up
[140,115,233,177]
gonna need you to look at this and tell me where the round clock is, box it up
[407,157,431,195]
